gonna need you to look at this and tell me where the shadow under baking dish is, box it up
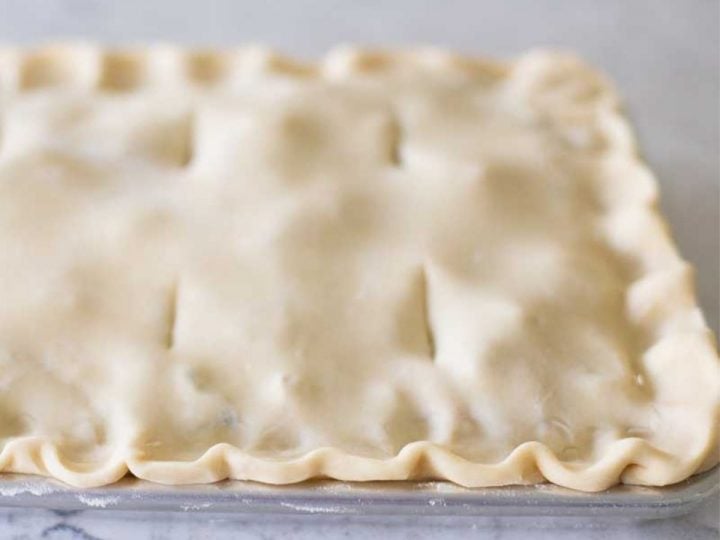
[0,467,716,519]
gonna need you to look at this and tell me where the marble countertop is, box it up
[0,0,717,538]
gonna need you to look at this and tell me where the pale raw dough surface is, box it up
[0,45,717,492]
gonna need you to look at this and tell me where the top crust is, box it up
[0,45,717,491]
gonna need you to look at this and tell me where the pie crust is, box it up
[0,45,717,491]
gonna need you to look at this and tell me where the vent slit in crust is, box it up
[165,281,180,351]
[385,113,403,167]
[180,111,195,168]
[420,265,436,361]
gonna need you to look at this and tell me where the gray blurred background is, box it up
[1,0,717,333]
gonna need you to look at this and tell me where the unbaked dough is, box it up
[0,45,717,491]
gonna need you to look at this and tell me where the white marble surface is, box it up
[0,0,718,538]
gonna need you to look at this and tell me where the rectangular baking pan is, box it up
[0,467,716,519]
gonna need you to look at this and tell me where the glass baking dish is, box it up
[0,467,716,519]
